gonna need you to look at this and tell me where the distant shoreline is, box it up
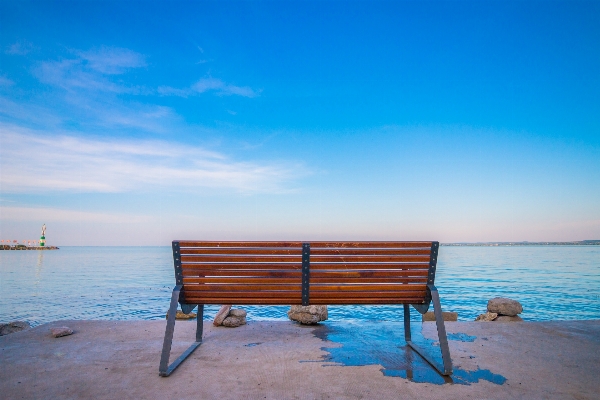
[441,240,600,246]
[0,246,59,250]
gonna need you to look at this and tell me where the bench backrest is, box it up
[172,241,439,306]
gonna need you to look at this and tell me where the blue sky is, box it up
[1,1,599,245]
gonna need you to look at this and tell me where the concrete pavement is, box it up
[1,319,599,399]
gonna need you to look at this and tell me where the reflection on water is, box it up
[0,246,599,326]
[34,251,44,294]
[311,322,506,385]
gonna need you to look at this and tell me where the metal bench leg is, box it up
[403,287,453,376]
[159,286,203,377]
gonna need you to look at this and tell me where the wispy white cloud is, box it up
[157,85,191,98]
[0,124,307,194]
[33,46,256,100]
[5,40,36,55]
[78,46,146,74]
[192,77,260,97]
[0,95,65,126]
[35,47,149,94]
[159,77,260,98]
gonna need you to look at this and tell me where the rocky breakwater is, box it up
[0,245,59,250]
[287,305,328,325]
[476,297,524,322]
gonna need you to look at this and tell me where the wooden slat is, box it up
[182,269,302,278]
[309,255,430,263]
[311,277,427,284]
[311,291,426,299]
[186,286,427,293]
[184,298,303,305]
[183,263,428,270]
[309,298,426,305]
[184,284,301,291]
[181,255,302,263]
[309,242,433,248]
[310,270,429,278]
[183,291,302,299]
[310,263,429,270]
[181,263,302,270]
[178,241,433,248]
[182,277,426,284]
[183,277,300,285]
[181,248,302,255]
[310,284,427,292]
[310,248,431,255]
[178,241,303,248]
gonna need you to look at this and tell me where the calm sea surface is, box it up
[1,246,598,326]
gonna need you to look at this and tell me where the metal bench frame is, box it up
[160,241,452,377]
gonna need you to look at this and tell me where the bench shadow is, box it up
[308,321,506,386]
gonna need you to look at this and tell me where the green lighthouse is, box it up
[40,224,46,247]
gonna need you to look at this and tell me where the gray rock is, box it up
[222,315,246,327]
[494,315,524,322]
[0,321,31,336]
[475,312,498,322]
[288,305,328,325]
[213,305,232,326]
[487,297,523,316]
[422,311,458,322]
[50,326,74,338]
[229,308,247,318]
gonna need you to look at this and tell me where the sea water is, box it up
[1,246,598,326]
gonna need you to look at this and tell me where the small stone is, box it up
[475,312,498,322]
[229,308,247,318]
[0,321,31,336]
[222,316,246,327]
[166,310,197,320]
[422,311,458,322]
[50,327,73,338]
[487,297,523,316]
[288,305,328,325]
[213,305,232,326]
[494,315,524,322]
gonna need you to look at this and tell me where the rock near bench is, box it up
[288,305,328,325]
[487,297,523,316]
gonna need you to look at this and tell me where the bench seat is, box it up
[160,241,452,377]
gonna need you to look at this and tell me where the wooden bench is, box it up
[160,241,452,377]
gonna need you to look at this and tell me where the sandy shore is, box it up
[1,319,599,399]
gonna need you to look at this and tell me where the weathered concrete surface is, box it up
[1,320,598,399]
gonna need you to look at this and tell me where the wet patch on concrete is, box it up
[447,332,477,342]
[311,322,506,385]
